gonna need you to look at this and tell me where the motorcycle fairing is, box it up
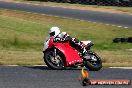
[54,43,83,66]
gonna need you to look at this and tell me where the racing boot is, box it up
[82,48,91,60]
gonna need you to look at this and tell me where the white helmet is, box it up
[49,26,60,37]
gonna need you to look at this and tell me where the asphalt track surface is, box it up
[0,66,131,88]
[0,1,132,28]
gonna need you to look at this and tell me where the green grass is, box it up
[0,50,43,65]
[100,6,132,13]
[0,9,132,66]
[0,13,48,50]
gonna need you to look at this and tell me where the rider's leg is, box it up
[82,47,91,60]
[70,38,91,60]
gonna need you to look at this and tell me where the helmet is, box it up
[49,27,60,37]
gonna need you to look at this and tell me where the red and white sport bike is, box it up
[43,37,102,71]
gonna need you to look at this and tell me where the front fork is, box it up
[54,49,57,57]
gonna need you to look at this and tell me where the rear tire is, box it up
[44,49,65,70]
[85,52,102,71]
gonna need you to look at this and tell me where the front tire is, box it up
[44,49,65,70]
[85,52,102,71]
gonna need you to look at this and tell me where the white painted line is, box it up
[6,65,19,66]
[106,24,110,26]
[110,67,132,69]
[112,25,116,26]
[93,22,97,23]
[33,65,47,66]
[2,65,132,70]
[124,27,129,29]
[117,26,122,28]
[2,65,47,67]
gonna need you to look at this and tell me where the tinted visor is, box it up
[50,32,55,36]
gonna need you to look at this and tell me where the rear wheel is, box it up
[85,52,102,71]
[44,49,65,70]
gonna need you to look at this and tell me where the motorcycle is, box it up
[43,37,102,71]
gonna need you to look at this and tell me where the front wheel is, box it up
[44,49,65,70]
[85,52,102,71]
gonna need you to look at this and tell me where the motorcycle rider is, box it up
[48,26,90,60]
